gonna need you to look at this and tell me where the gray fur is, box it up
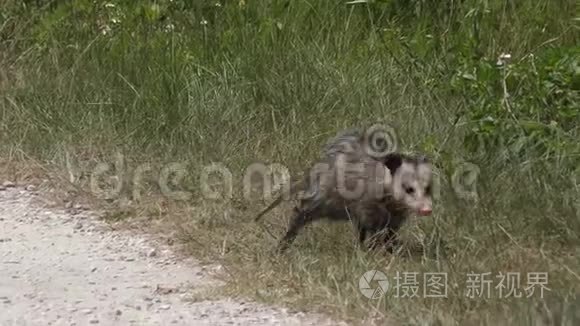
[254,127,434,253]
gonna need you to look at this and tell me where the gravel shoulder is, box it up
[0,184,348,326]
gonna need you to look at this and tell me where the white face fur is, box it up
[388,160,433,216]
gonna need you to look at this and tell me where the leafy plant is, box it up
[451,46,579,164]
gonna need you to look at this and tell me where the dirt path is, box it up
[0,184,348,326]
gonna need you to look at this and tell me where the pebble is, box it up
[2,181,15,188]
[0,183,347,326]
[25,185,36,191]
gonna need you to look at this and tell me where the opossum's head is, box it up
[383,153,433,217]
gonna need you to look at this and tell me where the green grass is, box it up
[1,0,579,325]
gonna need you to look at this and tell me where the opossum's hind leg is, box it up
[276,200,323,253]
[277,207,309,253]
[277,176,329,253]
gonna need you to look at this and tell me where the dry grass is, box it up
[1,0,579,324]
[2,153,579,326]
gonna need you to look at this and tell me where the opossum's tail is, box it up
[254,179,306,222]
[254,195,284,222]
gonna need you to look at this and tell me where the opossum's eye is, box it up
[404,186,415,195]
[425,185,431,195]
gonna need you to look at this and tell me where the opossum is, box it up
[254,127,434,253]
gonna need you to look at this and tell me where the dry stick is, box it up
[499,60,519,123]
[495,222,524,251]
[539,246,580,282]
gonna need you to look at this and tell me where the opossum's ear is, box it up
[383,153,403,174]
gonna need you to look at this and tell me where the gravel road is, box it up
[0,184,347,326]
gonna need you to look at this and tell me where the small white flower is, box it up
[215,2,222,7]
[496,52,512,66]
[164,23,175,32]
[101,25,112,35]
[200,19,208,26]
[104,3,115,8]
[500,53,511,60]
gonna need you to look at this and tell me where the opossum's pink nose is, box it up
[418,207,432,216]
